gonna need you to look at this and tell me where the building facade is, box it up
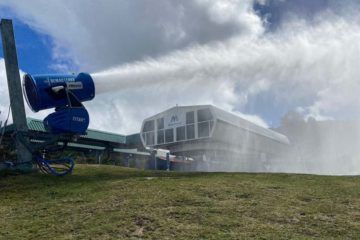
[140,105,290,171]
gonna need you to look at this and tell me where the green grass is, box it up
[0,165,359,239]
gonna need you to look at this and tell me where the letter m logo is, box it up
[171,115,178,123]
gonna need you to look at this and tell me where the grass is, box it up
[0,164,359,239]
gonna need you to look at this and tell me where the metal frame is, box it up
[0,19,32,163]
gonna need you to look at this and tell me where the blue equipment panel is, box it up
[23,73,95,112]
[44,107,90,135]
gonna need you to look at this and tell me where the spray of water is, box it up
[90,11,360,175]
[92,14,360,120]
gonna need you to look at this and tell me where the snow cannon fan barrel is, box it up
[23,73,95,135]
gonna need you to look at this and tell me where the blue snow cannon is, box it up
[23,73,95,135]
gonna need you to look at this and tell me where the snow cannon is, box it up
[23,73,95,135]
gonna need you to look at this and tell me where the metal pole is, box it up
[154,150,157,170]
[97,150,102,165]
[0,19,32,163]
[166,152,170,171]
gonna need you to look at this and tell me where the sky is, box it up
[0,0,360,134]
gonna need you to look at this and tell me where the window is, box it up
[198,121,210,138]
[186,124,195,139]
[143,120,155,132]
[157,130,164,144]
[186,111,196,140]
[165,129,174,143]
[186,111,195,124]
[176,126,186,141]
[157,118,164,130]
[197,108,213,122]
[146,131,155,145]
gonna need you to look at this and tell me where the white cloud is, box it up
[0,0,251,71]
[195,0,265,36]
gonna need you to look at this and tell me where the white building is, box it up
[140,105,289,171]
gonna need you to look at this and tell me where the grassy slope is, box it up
[0,165,359,240]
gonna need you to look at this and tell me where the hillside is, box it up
[0,165,359,239]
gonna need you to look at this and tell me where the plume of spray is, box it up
[93,14,360,119]
[90,9,360,175]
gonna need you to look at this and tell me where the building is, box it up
[0,118,148,166]
[140,105,290,171]
[1,106,292,172]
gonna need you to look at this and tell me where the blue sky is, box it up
[0,9,53,73]
[0,0,359,134]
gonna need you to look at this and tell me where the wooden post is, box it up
[1,19,32,163]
